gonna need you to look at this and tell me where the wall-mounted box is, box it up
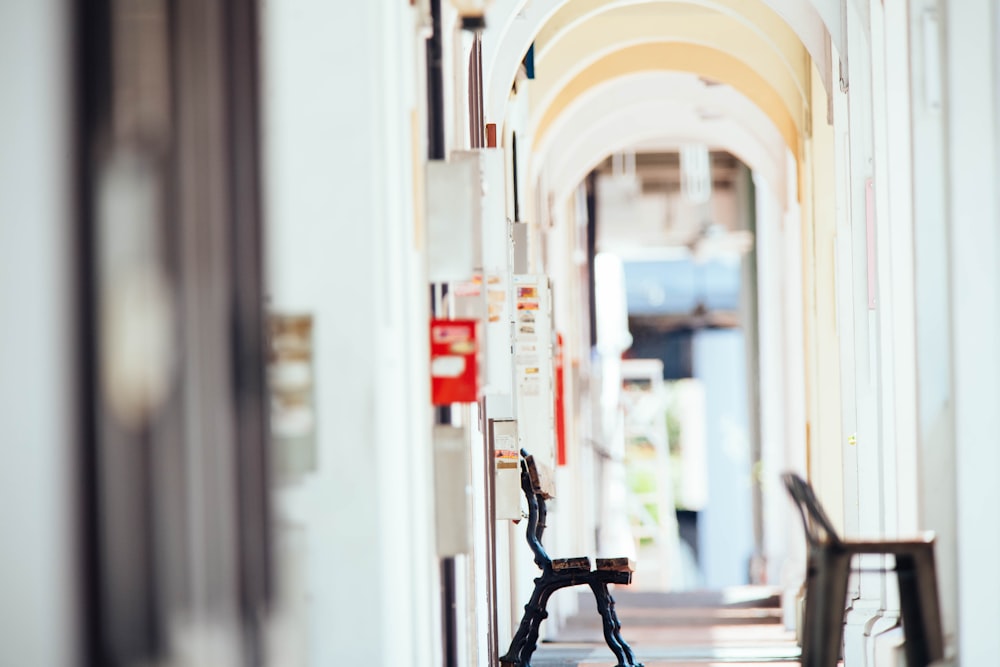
[480,150,515,395]
[490,419,522,520]
[426,152,483,282]
[511,221,529,274]
[433,425,472,556]
[430,319,480,405]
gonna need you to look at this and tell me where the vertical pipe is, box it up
[426,0,445,161]
[739,165,765,582]
[73,0,110,663]
[426,2,456,665]
[440,558,459,667]
[512,132,521,222]
[586,171,598,349]
[468,34,484,149]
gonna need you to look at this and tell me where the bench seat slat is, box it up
[551,557,591,573]
[596,557,635,573]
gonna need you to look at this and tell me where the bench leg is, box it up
[801,549,851,667]
[500,577,557,667]
[588,581,641,667]
[518,584,558,667]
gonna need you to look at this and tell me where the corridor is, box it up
[531,587,800,667]
[3,1,1000,666]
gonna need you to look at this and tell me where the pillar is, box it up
[262,1,439,664]
[906,0,957,652]
[0,2,78,666]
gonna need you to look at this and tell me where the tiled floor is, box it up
[528,587,801,666]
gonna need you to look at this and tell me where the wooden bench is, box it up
[500,449,642,667]
[781,472,945,667]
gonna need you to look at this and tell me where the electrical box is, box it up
[512,275,556,469]
[480,150,515,396]
[430,319,480,405]
[425,153,483,282]
[433,425,472,556]
[490,419,522,520]
[511,221,529,274]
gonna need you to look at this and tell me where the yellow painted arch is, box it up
[532,41,802,169]
[531,1,811,126]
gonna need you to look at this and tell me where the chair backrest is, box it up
[781,472,842,547]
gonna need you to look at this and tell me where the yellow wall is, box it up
[801,59,844,531]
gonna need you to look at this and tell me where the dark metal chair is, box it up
[781,472,945,667]
[500,449,642,667]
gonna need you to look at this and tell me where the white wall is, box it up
[262,2,439,664]
[0,2,78,666]
[944,1,1000,661]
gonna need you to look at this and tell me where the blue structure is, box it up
[622,256,753,587]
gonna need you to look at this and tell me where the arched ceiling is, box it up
[527,2,811,137]
[478,0,835,207]
[534,71,788,203]
[532,42,801,162]
[483,0,835,130]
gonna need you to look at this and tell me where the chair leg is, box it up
[897,549,945,667]
[801,549,851,667]
[588,580,640,667]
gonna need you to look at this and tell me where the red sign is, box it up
[430,319,479,405]
[554,332,566,466]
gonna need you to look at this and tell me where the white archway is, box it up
[532,71,788,202]
[482,0,837,128]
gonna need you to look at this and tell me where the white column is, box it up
[263,2,439,665]
[906,0,958,652]
[867,1,921,659]
[879,0,918,540]
[755,172,803,625]
[944,1,1000,662]
[840,2,889,662]
[805,58,845,536]
[0,3,77,667]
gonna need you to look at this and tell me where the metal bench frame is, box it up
[500,449,643,667]
[782,472,945,667]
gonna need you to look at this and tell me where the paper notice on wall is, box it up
[495,447,518,470]
[512,275,555,465]
[514,341,539,366]
[482,272,513,393]
[487,274,506,323]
